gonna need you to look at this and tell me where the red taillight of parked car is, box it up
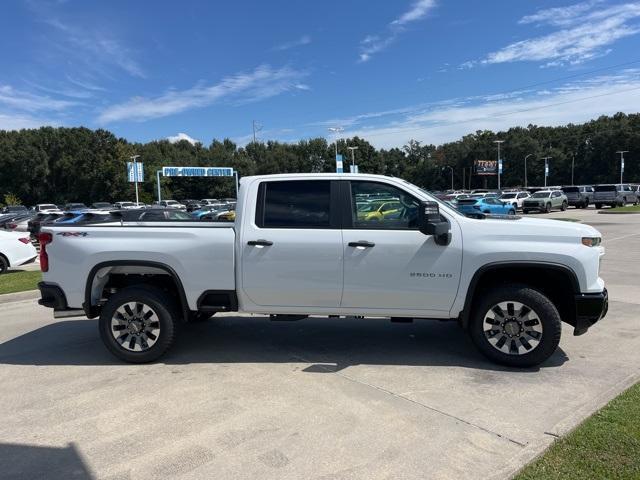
[38,233,53,272]
[18,237,30,244]
[7,223,17,229]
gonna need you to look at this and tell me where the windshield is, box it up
[121,202,134,207]
[563,187,579,193]
[40,204,57,209]
[595,185,616,192]
[500,193,516,199]
[531,192,551,198]
[166,201,179,205]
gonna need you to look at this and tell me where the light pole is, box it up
[571,153,575,185]
[443,166,454,190]
[494,140,504,190]
[328,127,344,158]
[616,150,628,183]
[542,156,552,187]
[524,154,533,188]
[130,155,140,205]
[347,146,358,173]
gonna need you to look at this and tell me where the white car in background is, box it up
[34,204,62,213]
[159,200,186,210]
[0,230,37,274]
[114,202,138,210]
[499,191,530,211]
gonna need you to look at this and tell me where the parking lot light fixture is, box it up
[347,146,358,172]
[443,165,454,190]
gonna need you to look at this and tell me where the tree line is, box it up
[1,112,639,206]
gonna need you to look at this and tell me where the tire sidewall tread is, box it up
[468,284,562,368]
[99,286,178,363]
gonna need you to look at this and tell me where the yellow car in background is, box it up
[357,201,402,221]
[217,210,236,222]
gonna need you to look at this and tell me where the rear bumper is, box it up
[573,288,608,336]
[38,282,69,311]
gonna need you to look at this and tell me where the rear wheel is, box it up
[508,209,516,215]
[469,284,562,367]
[99,286,178,363]
[522,209,530,214]
[560,201,568,211]
[0,255,8,274]
[595,203,602,209]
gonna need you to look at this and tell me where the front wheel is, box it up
[0,255,8,274]
[99,286,178,363]
[545,203,552,213]
[522,209,530,214]
[469,284,562,367]
[508,209,516,215]
[595,203,602,209]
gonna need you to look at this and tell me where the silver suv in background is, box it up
[522,190,568,213]
[562,186,594,208]
[593,184,638,208]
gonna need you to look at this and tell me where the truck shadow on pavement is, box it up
[0,315,568,372]
[0,442,93,480]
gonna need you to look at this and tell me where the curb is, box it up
[0,289,39,305]
[598,210,640,214]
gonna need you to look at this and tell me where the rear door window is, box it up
[259,180,332,228]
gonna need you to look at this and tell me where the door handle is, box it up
[348,240,375,248]
[248,239,273,246]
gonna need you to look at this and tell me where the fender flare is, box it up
[459,261,580,329]
[83,260,189,320]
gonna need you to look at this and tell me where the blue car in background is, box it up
[56,210,113,224]
[456,196,516,216]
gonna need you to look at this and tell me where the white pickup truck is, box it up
[37,173,608,367]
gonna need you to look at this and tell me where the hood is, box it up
[464,215,601,239]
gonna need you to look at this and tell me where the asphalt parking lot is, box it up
[0,207,639,480]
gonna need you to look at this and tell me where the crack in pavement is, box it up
[291,354,527,448]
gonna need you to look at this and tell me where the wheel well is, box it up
[84,262,190,322]
[462,264,577,329]
[0,253,9,267]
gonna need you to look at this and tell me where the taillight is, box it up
[18,237,30,244]
[38,233,53,272]
[7,223,17,229]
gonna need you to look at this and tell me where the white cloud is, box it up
[326,69,640,148]
[481,2,640,66]
[0,85,77,112]
[0,112,59,131]
[167,132,201,145]
[97,65,309,124]
[391,0,437,26]
[359,0,436,62]
[41,17,145,78]
[272,35,312,51]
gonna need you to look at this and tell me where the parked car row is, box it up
[435,183,639,217]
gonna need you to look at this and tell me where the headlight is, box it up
[582,237,602,247]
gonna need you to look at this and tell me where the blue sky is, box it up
[2,0,640,147]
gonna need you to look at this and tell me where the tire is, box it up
[560,201,568,211]
[522,209,529,214]
[468,284,562,367]
[0,255,8,274]
[595,203,602,209]
[512,203,518,211]
[99,286,178,363]
[545,203,552,213]
[508,209,516,215]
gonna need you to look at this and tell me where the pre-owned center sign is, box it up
[162,166,234,177]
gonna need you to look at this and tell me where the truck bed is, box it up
[42,222,236,310]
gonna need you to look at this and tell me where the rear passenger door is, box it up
[240,180,344,308]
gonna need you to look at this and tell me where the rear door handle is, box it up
[248,239,273,246]
[348,240,375,248]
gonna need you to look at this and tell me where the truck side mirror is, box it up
[419,201,451,246]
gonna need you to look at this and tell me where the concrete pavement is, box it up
[0,207,638,479]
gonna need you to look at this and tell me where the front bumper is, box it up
[573,288,608,336]
[523,203,544,210]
